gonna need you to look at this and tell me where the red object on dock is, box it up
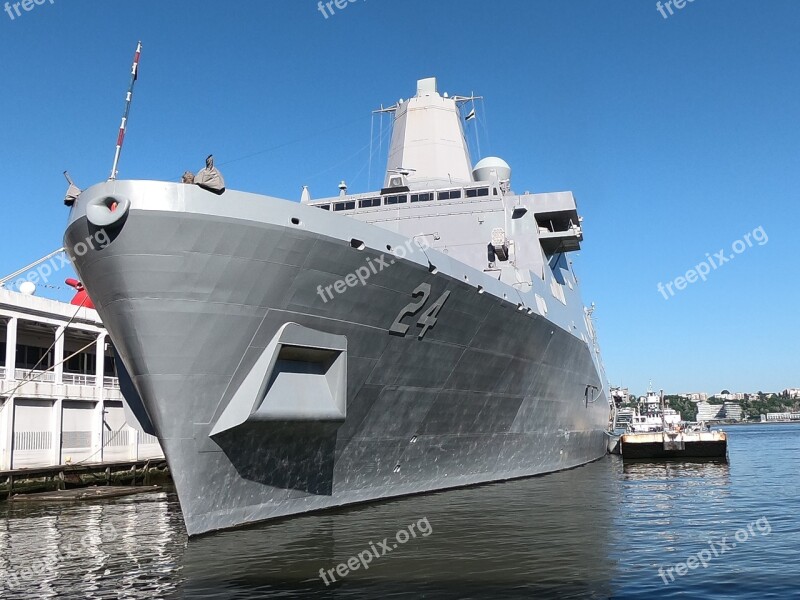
[65,278,95,309]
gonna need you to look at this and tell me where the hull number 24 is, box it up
[389,283,451,339]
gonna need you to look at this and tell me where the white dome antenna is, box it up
[473,157,511,183]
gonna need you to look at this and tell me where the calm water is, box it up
[0,423,797,599]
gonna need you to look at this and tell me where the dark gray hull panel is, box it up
[66,192,609,536]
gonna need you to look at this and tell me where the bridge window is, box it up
[316,204,330,210]
[358,198,381,208]
[438,190,461,200]
[334,201,355,211]
[411,192,434,203]
[466,187,489,198]
[385,195,407,205]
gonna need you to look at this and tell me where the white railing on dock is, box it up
[15,368,56,383]
[1,369,120,389]
[62,373,96,386]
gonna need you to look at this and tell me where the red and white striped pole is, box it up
[109,41,142,181]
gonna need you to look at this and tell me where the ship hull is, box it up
[66,181,609,536]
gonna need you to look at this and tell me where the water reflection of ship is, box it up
[179,461,618,599]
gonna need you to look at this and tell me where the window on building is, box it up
[15,344,54,370]
[65,350,95,374]
[104,355,117,377]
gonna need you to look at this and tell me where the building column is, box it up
[130,426,139,462]
[4,317,17,381]
[93,399,105,464]
[95,333,107,389]
[0,397,13,470]
[52,397,63,465]
[54,326,65,385]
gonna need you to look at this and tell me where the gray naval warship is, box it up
[65,77,611,536]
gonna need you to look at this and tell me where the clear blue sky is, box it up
[0,1,797,395]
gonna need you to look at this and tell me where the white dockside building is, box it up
[0,287,163,471]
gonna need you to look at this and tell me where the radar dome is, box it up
[472,157,511,183]
[19,281,36,295]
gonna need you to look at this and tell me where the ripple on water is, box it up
[0,423,797,599]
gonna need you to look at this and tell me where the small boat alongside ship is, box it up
[620,428,728,460]
[610,387,728,460]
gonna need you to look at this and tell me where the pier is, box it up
[1,459,169,499]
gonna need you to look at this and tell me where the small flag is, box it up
[465,108,476,121]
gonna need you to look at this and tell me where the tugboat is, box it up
[619,388,728,460]
[628,387,681,433]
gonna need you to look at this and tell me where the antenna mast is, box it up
[109,41,142,181]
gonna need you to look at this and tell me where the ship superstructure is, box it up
[65,77,611,535]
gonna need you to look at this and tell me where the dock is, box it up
[0,458,170,499]
[620,430,728,460]
[12,484,162,502]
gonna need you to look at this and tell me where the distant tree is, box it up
[665,395,698,421]
[743,392,794,419]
